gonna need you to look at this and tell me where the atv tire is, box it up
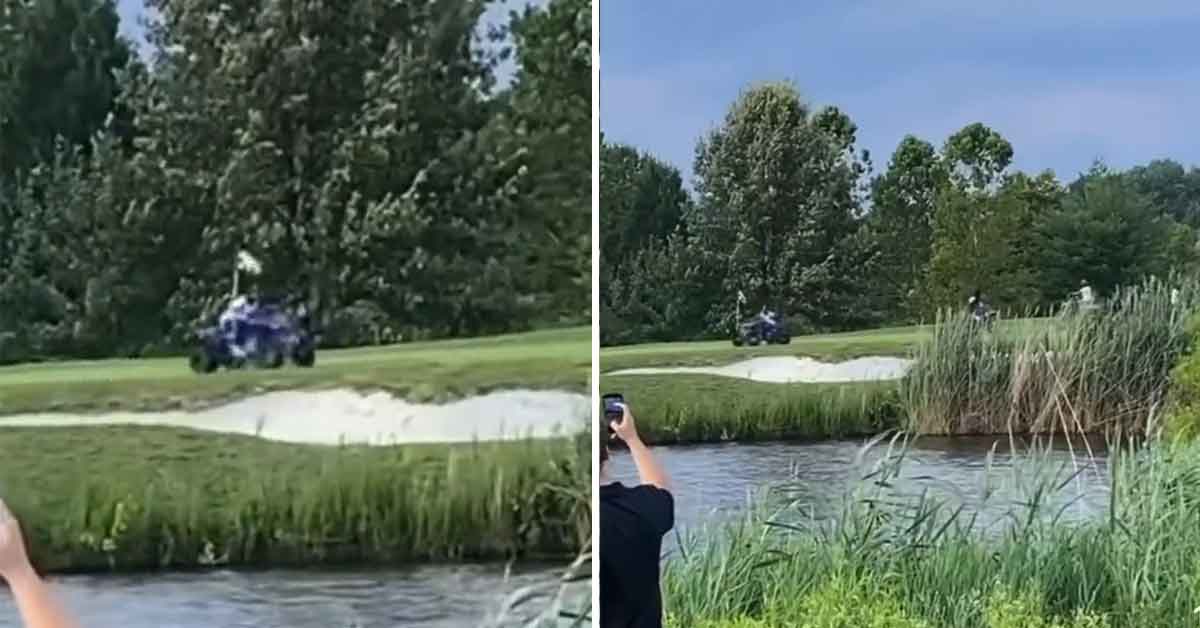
[732,336,744,347]
[778,334,791,345]
[256,348,284,369]
[190,350,218,374]
[293,345,316,367]
[747,335,761,347]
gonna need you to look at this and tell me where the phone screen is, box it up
[601,393,624,426]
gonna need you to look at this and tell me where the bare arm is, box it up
[611,405,670,491]
[1,502,79,628]
[3,565,79,628]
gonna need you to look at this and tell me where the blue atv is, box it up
[189,296,317,373]
[732,306,790,347]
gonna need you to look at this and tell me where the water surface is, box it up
[0,564,564,627]
[609,435,1111,535]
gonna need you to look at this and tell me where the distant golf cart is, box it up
[731,292,791,346]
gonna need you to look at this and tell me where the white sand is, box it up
[0,389,589,446]
[608,356,912,384]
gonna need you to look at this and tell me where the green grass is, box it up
[0,425,589,574]
[902,281,1194,436]
[603,374,899,444]
[599,324,931,444]
[0,326,589,414]
[600,319,1045,371]
[661,436,1200,628]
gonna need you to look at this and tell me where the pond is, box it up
[0,563,566,627]
[608,435,1112,536]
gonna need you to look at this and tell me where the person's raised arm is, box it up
[0,501,79,628]
[610,404,670,491]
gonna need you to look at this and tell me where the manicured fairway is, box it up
[0,326,590,414]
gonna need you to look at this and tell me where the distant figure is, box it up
[968,289,989,318]
[1172,287,1181,306]
[1077,280,1095,307]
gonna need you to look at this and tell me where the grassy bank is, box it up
[603,374,899,444]
[902,281,1194,436]
[600,320,1053,444]
[0,426,589,573]
[604,282,1196,442]
[600,319,1044,371]
[0,326,589,414]
[662,437,1200,628]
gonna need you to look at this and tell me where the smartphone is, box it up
[601,392,624,433]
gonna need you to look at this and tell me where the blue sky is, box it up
[600,0,1200,186]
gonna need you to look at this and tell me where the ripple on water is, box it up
[608,435,1111,540]
[0,565,564,628]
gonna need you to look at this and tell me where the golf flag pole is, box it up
[232,250,263,298]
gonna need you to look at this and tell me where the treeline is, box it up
[600,82,1200,345]
[0,0,590,363]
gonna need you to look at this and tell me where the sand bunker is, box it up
[608,356,912,384]
[0,389,589,446]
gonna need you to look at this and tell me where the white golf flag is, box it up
[237,250,262,275]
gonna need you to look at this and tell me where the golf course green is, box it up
[0,327,593,574]
[601,322,949,443]
[0,326,590,414]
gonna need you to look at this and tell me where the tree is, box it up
[942,122,1013,191]
[688,82,868,332]
[868,135,948,321]
[1124,159,1200,227]
[599,139,689,296]
[1033,167,1180,301]
[504,0,592,319]
[1,0,592,362]
[0,0,132,177]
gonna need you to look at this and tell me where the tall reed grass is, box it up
[0,426,590,572]
[662,433,1200,627]
[901,278,1197,436]
[606,375,900,444]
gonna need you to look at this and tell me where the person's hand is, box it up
[0,499,34,583]
[609,403,642,445]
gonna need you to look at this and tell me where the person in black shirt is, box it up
[600,402,674,628]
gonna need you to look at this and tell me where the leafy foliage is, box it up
[0,0,589,363]
[602,81,1200,345]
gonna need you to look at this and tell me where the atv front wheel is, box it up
[293,345,316,367]
[189,350,217,374]
[732,336,744,347]
[255,348,284,369]
[777,334,791,345]
[747,335,761,347]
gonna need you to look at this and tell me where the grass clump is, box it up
[603,375,899,444]
[667,575,929,628]
[901,278,1195,436]
[0,425,589,573]
[661,434,1200,628]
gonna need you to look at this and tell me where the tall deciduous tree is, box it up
[868,135,948,321]
[2,0,591,362]
[688,82,868,332]
[599,139,689,296]
[505,0,592,318]
[1034,166,1182,301]
[0,0,132,176]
